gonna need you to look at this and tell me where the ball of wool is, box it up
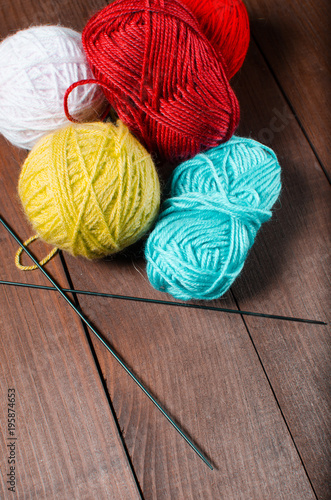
[18,121,160,259]
[180,0,250,79]
[145,137,281,300]
[81,0,239,161]
[0,26,106,150]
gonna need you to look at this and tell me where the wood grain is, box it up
[244,0,331,178]
[0,0,104,34]
[230,22,331,500]
[0,3,141,499]
[63,254,316,499]
[0,0,329,499]
[0,136,141,499]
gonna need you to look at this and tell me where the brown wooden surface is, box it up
[232,40,331,499]
[245,0,331,178]
[0,140,142,498]
[0,1,330,499]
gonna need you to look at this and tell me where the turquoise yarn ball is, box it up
[145,137,281,300]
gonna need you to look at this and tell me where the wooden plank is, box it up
[0,1,141,497]
[63,254,316,498]
[0,138,141,499]
[0,0,106,34]
[0,0,327,498]
[62,240,316,497]
[230,23,331,499]
[244,0,331,177]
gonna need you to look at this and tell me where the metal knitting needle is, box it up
[0,216,213,471]
[0,279,326,325]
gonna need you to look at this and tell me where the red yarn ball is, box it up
[81,0,239,161]
[180,0,250,79]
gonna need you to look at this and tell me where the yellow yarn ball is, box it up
[18,121,160,259]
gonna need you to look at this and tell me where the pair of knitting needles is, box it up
[0,215,213,470]
[0,215,326,472]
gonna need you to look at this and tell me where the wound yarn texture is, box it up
[19,121,160,259]
[0,26,106,150]
[81,0,239,161]
[145,137,281,300]
[180,0,250,79]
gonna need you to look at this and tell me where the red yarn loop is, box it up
[81,0,240,161]
[64,79,111,122]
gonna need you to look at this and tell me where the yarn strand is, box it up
[15,235,59,271]
[64,79,112,123]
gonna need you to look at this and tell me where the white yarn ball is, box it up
[0,26,107,149]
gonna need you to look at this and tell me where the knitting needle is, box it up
[0,280,326,326]
[0,216,213,470]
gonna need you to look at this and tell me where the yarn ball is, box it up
[180,0,250,79]
[145,137,281,300]
[0,26,106,150]
[18,121,160,259]
[80,0,239,161]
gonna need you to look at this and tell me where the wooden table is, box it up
[0,1,330,498]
